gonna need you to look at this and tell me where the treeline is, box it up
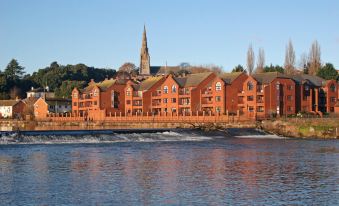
[0,60,116,99]
[231,40,338,81]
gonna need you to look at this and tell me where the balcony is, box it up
[132,92,142,98]
[238,91,245,96]
[179,89,190,96]
[256,89,264,95]
[152,91,162,99]
[201,90,213,97]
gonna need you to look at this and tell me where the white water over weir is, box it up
[0,128,281,144]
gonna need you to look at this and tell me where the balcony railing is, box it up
[179,90,190,95]
[152,91,162,97]
[201,90,213,95]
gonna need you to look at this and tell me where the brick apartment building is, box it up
[238,72,296,118]
[69,70,338,120]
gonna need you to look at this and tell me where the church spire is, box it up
[140,25,150,75]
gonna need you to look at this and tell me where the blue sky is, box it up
[0,0,338,74]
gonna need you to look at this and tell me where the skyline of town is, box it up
[1,0,339,73]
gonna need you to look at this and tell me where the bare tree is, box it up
[246,44,255,75]
[308,40,321,75]
[118,62,137,73]
[255,48,265,73]
[299,52,309,74]
[284,39,296,75]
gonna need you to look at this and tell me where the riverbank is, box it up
[259,118,339,139]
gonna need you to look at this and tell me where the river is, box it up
[0,130,338,205]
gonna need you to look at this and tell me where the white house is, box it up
[26,87,55,98]
[0,100,25,118]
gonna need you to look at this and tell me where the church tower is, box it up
[140,25,150,75]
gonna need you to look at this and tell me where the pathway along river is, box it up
[0,129,338,205]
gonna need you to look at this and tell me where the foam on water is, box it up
[234,134,288,139]
[0,131,213,145]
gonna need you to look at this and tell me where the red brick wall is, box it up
[225,73,248,114]
[34,98,48,119]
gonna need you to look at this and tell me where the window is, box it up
[330,84,336,92]
[163,98,168,103]
[126,88,131,96]
[171,98,176,103]
[216,107,221,113]
[287,95,293,101]
[330,107,334,112]
[247,81,254,91]
[93,89,98,97]
[172,108,176,113]
[126,100,131,105]
[111,91,118,108]
[248,106,254,112]
[172,85,177,93]
[287,106,293,112]
[164,86,168,94]
[287,85,293,90]
[330,97,336,103]
[73,102,77,106]
[94,101,97,105]
[73,92,78,98]
[216,82,222,91]
[257,106,264,112]
[247,96,254,101]
[215,96,221,102]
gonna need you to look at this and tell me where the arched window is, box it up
[215,82,222,91]
[330,84,336,92]
[126,87,131,96]
[93,89,98,97]
[164,86,168,94]
[73,92,78,98]
[172,85,177,93]
[247,81,254,91]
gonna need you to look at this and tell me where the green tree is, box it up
[4,59,25,81]
[317,63,338,80]
[55,80,86,98]
[264,64,284,73]
[232,65,245,73]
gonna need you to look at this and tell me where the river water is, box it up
[0,130,338,205]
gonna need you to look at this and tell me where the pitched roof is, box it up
[0,100,20,107]
[138,76,164,91]
[22,97,39,105]
[289,74,325,87]
[44,98,71,106]
[252,72,289,84]
[150,66,181,75]
[173,72,213,87]
[220,72,244,84]
[83,78,116,92]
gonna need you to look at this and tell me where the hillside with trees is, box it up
[0,60,116,99]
